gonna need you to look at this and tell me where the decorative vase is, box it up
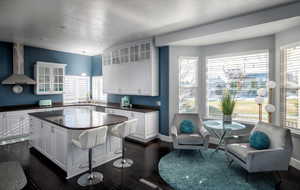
[223,114,232,124]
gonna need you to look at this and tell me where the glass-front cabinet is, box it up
[102,38,158,96]
[34,62,66,95]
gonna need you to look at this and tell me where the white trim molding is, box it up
[159,134,173,142]
[290,157,300,170]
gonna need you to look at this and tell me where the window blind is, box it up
[178,57,199,113]
[207,51,269,122]
[281,46,300,129]
[63,76,90,103]
[92,76,107,102]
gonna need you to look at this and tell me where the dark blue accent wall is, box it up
[0,41,92,106]
[158,46,169,135]
[102,47,170,135]
[91,55,102,76]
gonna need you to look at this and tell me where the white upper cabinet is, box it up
[102,38,159,96]
[34,62,66,95]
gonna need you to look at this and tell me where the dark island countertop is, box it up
[0,102,159,113]
[29,108,128,130]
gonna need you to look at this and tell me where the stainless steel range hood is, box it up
[2,43,36,85]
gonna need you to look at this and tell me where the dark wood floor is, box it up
[0,140,300,190]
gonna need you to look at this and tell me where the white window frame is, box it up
[92,76,107,103]
[63,75,90,104]
[280,41,300,131]
[205,49,269,122]
[178,56,199,113]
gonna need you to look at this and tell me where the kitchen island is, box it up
[29,108,128,179]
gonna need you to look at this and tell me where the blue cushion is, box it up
[249,131,270,150]
[180,120,195,134]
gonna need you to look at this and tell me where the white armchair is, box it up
[171,113,210,150]
[226,122,293,173]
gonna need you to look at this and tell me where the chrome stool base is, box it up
[77,172,103,186]
[113,158,133,168]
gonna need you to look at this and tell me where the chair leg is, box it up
[77,148,103,186]
[176,150,182,157]
[228,159,234,168]
[89,148,92,175]
[198,149,205,159]
[275,171,282,189]
[245,171,249,183]
[113,137,133,168]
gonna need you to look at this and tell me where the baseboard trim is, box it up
[290,157,300,170]
[158,134,172,142]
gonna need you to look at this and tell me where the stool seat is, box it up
[0,161,27,190]
[72,126,108,187]
[109,119,138,168]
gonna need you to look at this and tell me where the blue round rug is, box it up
[159,149,276,190]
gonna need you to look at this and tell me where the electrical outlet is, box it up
[156,101,161,106]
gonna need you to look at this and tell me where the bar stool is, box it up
[72,126,108,186]
[110,119,138,168]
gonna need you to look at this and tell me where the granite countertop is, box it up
[29,108,128,130]
[0,102,159,113]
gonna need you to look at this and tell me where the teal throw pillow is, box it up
[249,131,270,150]
[179,120,195,134]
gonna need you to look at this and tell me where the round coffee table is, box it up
[203,120,246,152]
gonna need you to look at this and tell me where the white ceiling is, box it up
[0,0,297,55]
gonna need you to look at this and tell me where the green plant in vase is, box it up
[221,90,236,123]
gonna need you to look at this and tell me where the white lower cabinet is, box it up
[0,113,7,140]
[30,117,68,169]
[105,108,159,142]
[54,126,68,168]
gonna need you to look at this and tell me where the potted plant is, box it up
[221,90,236,123]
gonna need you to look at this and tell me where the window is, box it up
[178,57,198,113]
[281,45,300,129]
[206,51,269,122]
[63,76,90,103]
[92,76,107,102]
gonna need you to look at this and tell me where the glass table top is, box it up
[203,120,246,130]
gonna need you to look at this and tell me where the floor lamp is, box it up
[266,81,277,123]
[255,81,276,123]
[255,94,265,122]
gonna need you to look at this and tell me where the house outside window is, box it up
[206,50,269,122]
[178,57,199,113]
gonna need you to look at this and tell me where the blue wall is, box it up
[0,42,92,106]
[91,55,102,76]
[97,47,170,135]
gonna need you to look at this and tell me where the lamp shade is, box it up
[255,96,264,104]
[266,81,276,89]
[257,88,266,97]
[265,104,276,113]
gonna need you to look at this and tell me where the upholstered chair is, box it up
[226,122,293,173]
[171,113,210,151]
